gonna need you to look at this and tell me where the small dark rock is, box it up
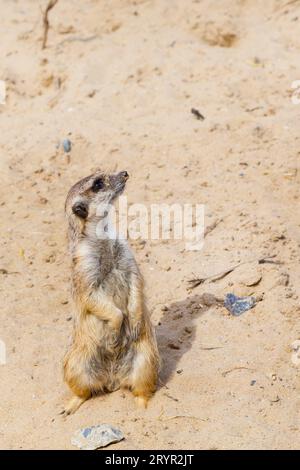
[224,293,256,316]
[62,139,72,153]
[191,108,205,121]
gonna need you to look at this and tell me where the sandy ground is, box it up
[1,0,300,450]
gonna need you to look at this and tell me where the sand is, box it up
[0,0,300,450]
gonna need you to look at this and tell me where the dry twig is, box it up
[188,255,280,289]
[42,0,59,49]
[276,0,300,10]
[222,366,255,377]
[0,269,19,275]
[204,218,223,237]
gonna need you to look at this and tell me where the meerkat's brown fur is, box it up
[62,170,160,414]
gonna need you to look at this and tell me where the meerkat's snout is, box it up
[120,170,129,179]
[114,170,129,183]
[109,170,129,197]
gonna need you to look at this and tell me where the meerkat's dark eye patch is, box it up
[72,201,88,219]
[91,178,104,192]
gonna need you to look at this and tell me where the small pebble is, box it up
[224,293,256,316]
[62,139,72,153]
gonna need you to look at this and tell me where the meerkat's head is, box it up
[65,170,129,231]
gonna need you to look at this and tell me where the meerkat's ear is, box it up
[72,201,88,219]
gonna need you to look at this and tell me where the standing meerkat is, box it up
[62,170,160,415]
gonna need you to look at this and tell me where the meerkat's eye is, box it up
[91,178,104,192]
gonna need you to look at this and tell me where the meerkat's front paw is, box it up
[110,308,123,331]
[131,321,142,341]
[109,331,121,348]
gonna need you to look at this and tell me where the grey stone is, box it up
[62,139,72,153]
[224,293,256,316]
[71,424,124,450]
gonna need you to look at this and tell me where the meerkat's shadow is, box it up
[156,294,209,387]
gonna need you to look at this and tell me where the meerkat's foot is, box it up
[135,395,149,409]
[132,385,153,410]
[60,395,87,416]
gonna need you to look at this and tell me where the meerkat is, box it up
[62,170,160,415]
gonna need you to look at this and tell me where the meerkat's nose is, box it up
[120,171,129,180]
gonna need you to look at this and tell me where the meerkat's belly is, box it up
[103,270,131,313]
[74,313,134,390]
